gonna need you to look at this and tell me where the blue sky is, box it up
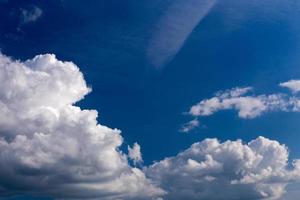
[1,0,300,200]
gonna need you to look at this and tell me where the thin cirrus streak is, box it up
[147,0,216,69]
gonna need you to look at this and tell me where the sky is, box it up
[1,0,300,200]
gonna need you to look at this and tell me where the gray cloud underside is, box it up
[0,53,164,200]
[0,53,300,200]
[146,137,300,200]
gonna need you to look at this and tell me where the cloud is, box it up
[147,0,216,69]
[146,137,300,200]
[128,143,143,166]
[20,6,43,25]
[189,85,300,120]
[0,53,164,199]
[179,119,200,133]
[181,85,300,132]
[1,52,300,200]
[280,80,300,93]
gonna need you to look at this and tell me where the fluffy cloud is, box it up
[2,52,300,200]
[280,80,300,93]
[183,86,300,132]
[189,87,290,119]
[0,53,164,199]
[146,137,300,200]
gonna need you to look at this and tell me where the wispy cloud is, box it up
[147,0,216,69]
[20,6,43,25]
[280,79,300,93]
[179,118,200,133]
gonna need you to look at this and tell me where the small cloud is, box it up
[20,6,43,25]
[179,119,199,133]
[182,81,300,132]
[189,87,294,119]
[128,142,143,166]
[280,79,300,93]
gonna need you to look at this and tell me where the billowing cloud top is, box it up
[0,54,90,108]
[1,52,300,200]
[146,137,300,200]
[0,53,164,199]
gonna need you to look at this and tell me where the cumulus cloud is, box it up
[147,0,216,69]
[20,6,43,25]
[146,137,300,200]
[181,84,300,132]
[182,87,284,132]
[0,53,164,199]
[2,52,300,200]
[128,143,143,166]
[280,80,300,93]
[189,87,292,119]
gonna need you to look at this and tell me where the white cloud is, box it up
[189,87,295,119]
[128,143,143,166]
[2,52,300,200]
[179,119,200,133]
[147,0,216,69]
[20,6,43,25]
[0,53,164,199]
[146,137,300,200]
[183,85,300,132]
[280,80,300,93]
